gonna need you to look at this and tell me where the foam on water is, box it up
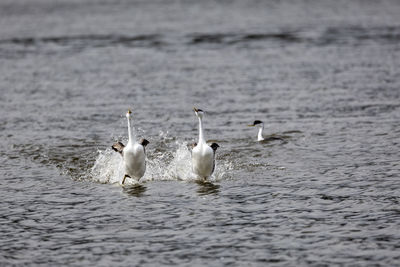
[89,132,232,185]
[90,148,125,184]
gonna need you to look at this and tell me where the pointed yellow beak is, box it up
[193,107,198,113]
[248,124,255,127]
[127,109,132,114]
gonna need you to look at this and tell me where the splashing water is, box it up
[164,141,194,181]
[90,148,125,184]
[89,132,232,185]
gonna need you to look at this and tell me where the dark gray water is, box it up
[1,0,400,265]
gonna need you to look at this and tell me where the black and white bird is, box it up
[248,120,285,142]
[112,109,149,184]
[248,120,265,141]
[191,108,219,180]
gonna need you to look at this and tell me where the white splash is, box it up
[89,132,232,185]
[165,141,195,181]
[90,148,125,184]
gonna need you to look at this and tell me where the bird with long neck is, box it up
[111,109,149,184]
[191,108,218,180]
[248,120,265,141]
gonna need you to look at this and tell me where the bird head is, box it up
[193,107,204,118]
[248,120,263,127]
[126,109,132,118]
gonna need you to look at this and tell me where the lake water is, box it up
[1,0,400,265]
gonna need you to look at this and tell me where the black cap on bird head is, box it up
[248,120,263,126]
[193,107,205,118]
[193,107,204,114]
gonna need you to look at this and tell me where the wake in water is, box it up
[90,132,232,185]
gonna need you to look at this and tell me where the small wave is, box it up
[0,34,163,48]
[318,26,400,45]
[0,34,164,58]
[2,25,399,59]
[188,32,301,45]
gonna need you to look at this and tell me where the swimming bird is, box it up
[248,120,265,141]
[248,120,285,142]
[192,108,218,180]
[111,109,149,185]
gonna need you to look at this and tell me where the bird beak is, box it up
[193,107,198,113]
[127,109,132,114]
[247,124,255,127]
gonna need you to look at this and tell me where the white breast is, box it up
[192,143,214,179]
[123,143,146,180]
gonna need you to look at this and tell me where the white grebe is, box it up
[248,120,285,142]
[248,120,265,141]
[191,108,218,180]
[112,109,149,184]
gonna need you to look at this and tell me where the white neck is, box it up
[257,124,264,141]
[127,116,134,144]
[198,116,206,144]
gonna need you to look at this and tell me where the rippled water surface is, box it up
[1,0,400,265]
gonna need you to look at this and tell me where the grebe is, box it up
[191,108,218,180]
[112,109,149,184]
[248,120,285,142]
[248,120,265,141]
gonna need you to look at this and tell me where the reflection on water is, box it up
[196,181,220,196]
[123,184,147,197]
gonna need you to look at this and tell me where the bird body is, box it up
[192,142,214,179]
[257,126,265,142]
[122,142,146,181]
[192,108,218,180]
[111,110,149,184]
